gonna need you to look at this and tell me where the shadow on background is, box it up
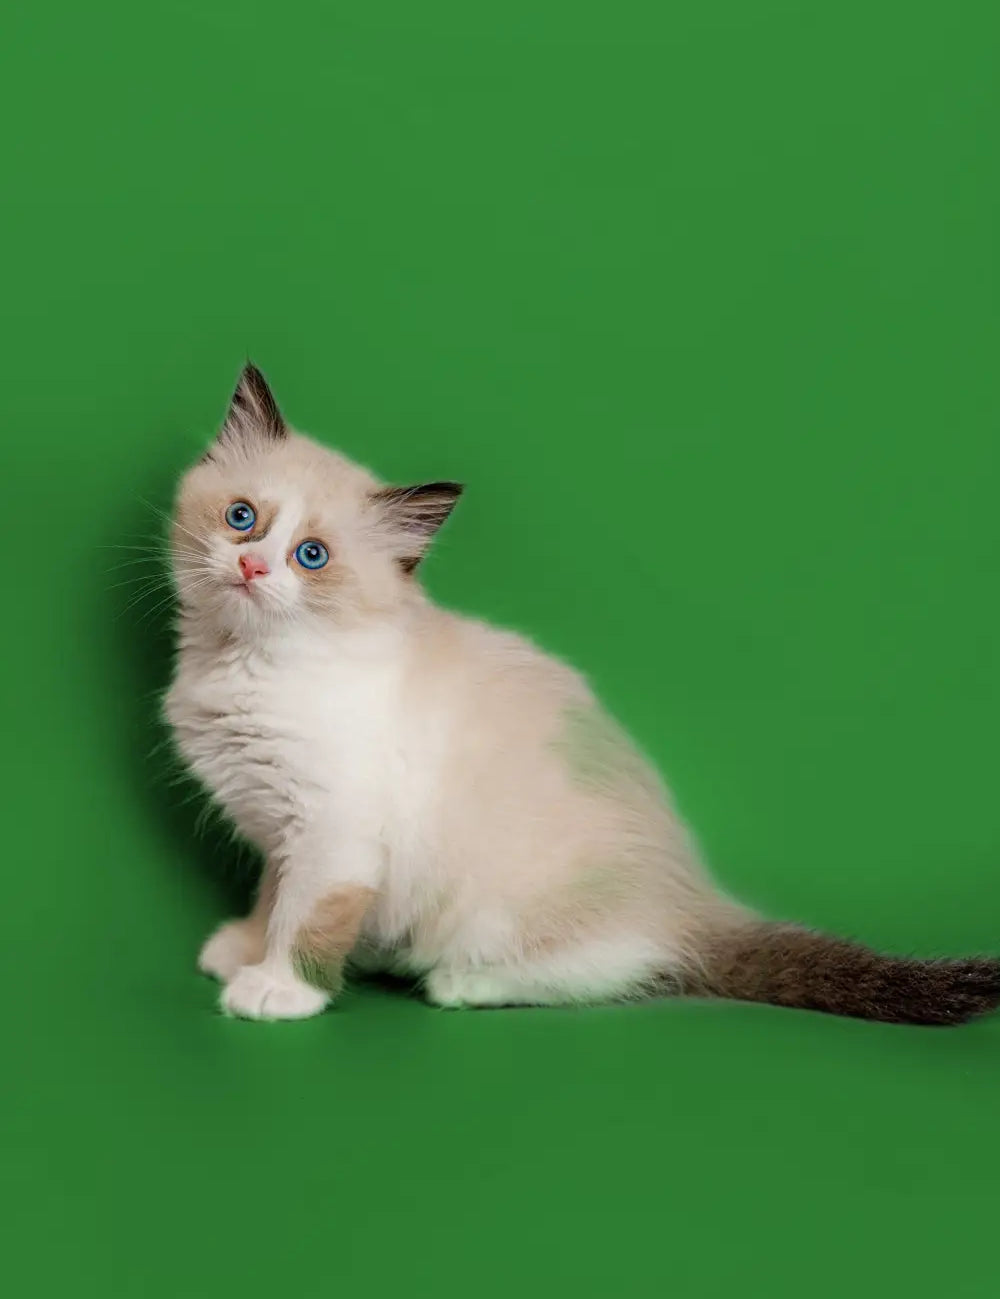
[103,464,257,920]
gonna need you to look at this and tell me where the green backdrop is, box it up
[3,2,998,1295]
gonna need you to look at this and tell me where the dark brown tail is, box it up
[689,921,1000,1026]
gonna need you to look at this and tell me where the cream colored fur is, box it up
[165,366,744,1020]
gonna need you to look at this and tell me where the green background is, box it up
[3,1,998,1294]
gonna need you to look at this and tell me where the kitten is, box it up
[164,364,1000,1025]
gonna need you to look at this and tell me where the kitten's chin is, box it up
[225,586,276,622]
[221,575,268,603]
[181,581,287,637]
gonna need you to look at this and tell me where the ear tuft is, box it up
[371,481,463,573]
[219,363,286,446]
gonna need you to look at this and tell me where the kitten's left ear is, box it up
[371,481,464,572]
[219,363,287,446]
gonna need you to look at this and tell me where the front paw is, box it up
[221,964,329,1021]
[198,919,265,982]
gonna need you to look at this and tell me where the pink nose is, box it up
[238,553,269,582]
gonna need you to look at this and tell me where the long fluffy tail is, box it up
[688,921,1000,1026]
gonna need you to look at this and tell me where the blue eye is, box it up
[295,540,329,570]
[225,501,256,531]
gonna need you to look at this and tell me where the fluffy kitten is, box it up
[164,364,1000,1025]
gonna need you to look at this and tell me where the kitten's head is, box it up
[171,364,461,636]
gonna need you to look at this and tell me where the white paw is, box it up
[425,967,509,1008]
[221,964,329,1021]
[198,920,265,982]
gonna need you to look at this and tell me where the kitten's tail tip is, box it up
[686,920,1000,1026]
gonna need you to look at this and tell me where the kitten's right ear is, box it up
[217,363,287,447]
[371,481,464,572]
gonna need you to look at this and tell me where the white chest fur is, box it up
[165,624,404,854]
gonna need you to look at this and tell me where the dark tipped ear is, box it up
[219,363,286,446]
[371,481,464,573]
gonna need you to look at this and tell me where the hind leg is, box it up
[424,934,664,1008]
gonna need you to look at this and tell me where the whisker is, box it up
[104,559,174,577]
[138,498,206,551]
[108,567,215,594]
[101,545,204,574]
[112,578,171,600]
[118,586,173,617]
[98,543,172,553]
[116,572,216,621]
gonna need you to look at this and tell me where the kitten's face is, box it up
[171,366,461,637]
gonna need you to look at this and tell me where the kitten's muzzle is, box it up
[238,553,269,583]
